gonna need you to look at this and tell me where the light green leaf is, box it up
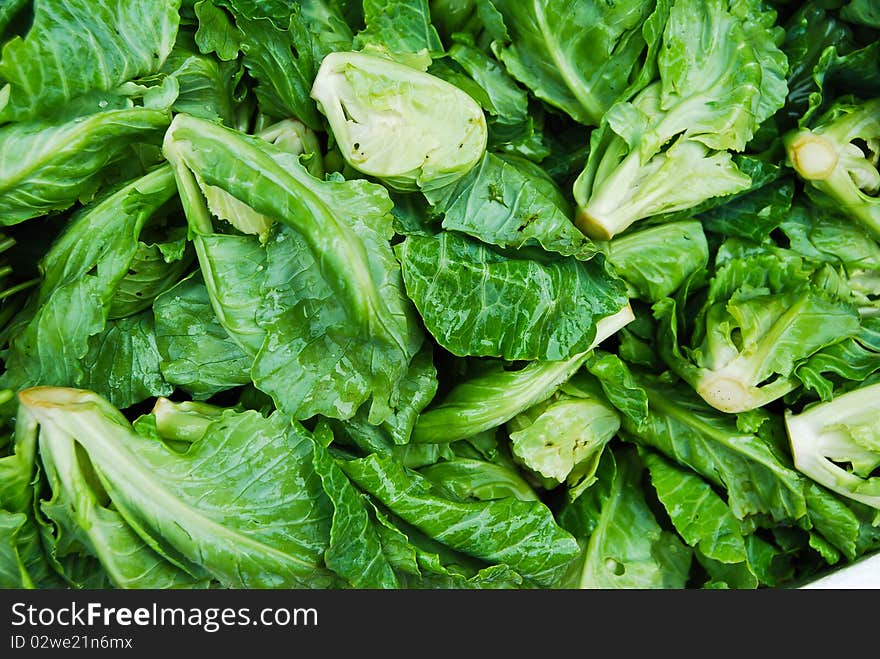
[641,449,748,565]
[195,233,268,356]
[0,511,39,588]
[163,33,245,126]
[621,373,865,560]
[37,423,206,588]
[108,234,192,320]
[419,457,540,502]
[20,387,339,588]
[656,241,862,413]
[447,36,529,128]
[601,220,708,302]
[622,375,809,528]
[194,0,242,61]
[0,0,181,122]
[355,0,443,62]
[412,305,634,443]
[573,0,788,239]
[312,440,399,588]
[0,107,171,226]
[165,114,424,423]
[0,408,61,588]
[222,1,322,127]
[252,205,422,424]
[508,386,619,490]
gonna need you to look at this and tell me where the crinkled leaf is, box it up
[340,452,580,586]
[312,439,399,588]
[447,36,529,128]
[222,1,322,127]
[355,0,443,61]
[419,457,540,502]
[398,231,627,360]
[165,115,423,423]
[0,511,40,588]
[657,0,786,151]
[412,305,634,443]
[485,0,662,126]
[163,34,245,126]
[602,220,709,302]
[108,234,192,320]
[21,388,339,588]
[0,0,181,122]
[641,448,748,565]
[582,350,649,430]
[194,0,242,61]
[424,152,597,260]
[0,410,58,588]
[795,318,880,401]
[698,175,794,243]
[252,197,422,423]
[622,374,863,559]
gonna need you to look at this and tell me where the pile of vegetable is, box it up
[2,0,880,590]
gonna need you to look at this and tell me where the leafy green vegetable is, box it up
[419,457,540,502]
[164,113,423,423]
[411,305,634,443]
[195,0,324,128]
[80,312,173,409]
[355,0,443,63]
[572,0,788,239]
[20,387,339,588]
[311,434,400,588]
[600,220,709,302]
[645,448,746,552]
[559,448,692,588]
[0,0,181,123]
[2,0,880,592]
[36,412,205,588]
[507,372,620,495]
[0,166,180,405]
[0,408,60,587]
[444,35,530,137]
[483,0,663,126]
[0,106,172,226]
[620,373,866,560]
[340,451,580,587]
[398,231,627,360]
[424,152,596,260]
[655,240,863,412]
[152,273,253,399]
